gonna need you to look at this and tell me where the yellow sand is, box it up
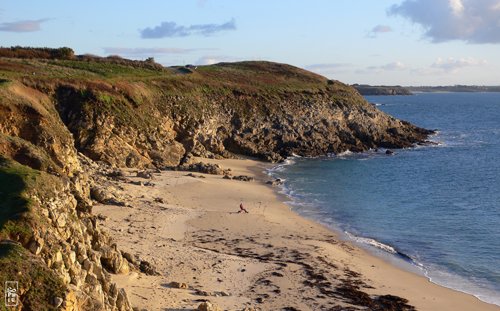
[94,158,499,311]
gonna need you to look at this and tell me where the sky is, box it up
[1,0,499,86]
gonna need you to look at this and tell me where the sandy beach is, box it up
[93,158,500,311]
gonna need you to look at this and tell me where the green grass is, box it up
[0,244,65,311]
[0,158,66,310]
[0,157,37,244]
[48,59,168,79]
[0,55,362,136]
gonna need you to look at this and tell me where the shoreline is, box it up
[94,157,499,310]
[267,152,500,308]
[266,158,500,308]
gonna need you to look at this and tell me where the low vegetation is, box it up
[0,158,66,311]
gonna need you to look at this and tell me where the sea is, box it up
[268,92,500,306]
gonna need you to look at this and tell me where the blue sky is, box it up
[1,0,499,85]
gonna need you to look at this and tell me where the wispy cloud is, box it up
[367,24,393,38]
[358,61,406,74]
[381,61,406,70]
[0,18,49,32]
[141,19,236,39]
[372,25,393,33]
[304,63,353,75]
[103,47,206,57]
[431,57,487,73]
[389,0,500,43]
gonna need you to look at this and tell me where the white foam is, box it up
[345,231,500,307]
[336,150,354,157]
[425,266,500,306]
[345,232,397,254]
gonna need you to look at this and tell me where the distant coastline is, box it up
[354,84,500,96]
[408,85,500,93]
[352,84,412,96]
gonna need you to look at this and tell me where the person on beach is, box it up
[238,202,249,213]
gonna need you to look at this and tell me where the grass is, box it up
[48,59,169,79]
[0,55,367,142]
[0,157,66,310]
[0,157,37,244]
[0,243,65,311]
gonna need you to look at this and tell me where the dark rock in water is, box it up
[385,150,394,155]
[266,178,284,186]
[417,140,439,146]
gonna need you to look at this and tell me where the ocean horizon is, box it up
[270,92,500,306]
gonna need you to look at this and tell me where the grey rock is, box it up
[52,296,64,308]
[136,170,153,179]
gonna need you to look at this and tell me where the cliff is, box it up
[0,53,432,310]
[353,84,413,96]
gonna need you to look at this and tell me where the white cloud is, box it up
[358,61,407,74]
[432,57,487,72]
[449,0,465,16]
[389,0,500,43]
[381,61,406,70]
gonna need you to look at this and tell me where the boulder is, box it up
[170,281,188,289]
[136,170,153,179]
[197,301,222,311]
[90,186,114,203]
[139,260,159,276]
[100,245,129,274]
[173,162,224,175]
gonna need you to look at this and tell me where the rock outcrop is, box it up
[0,55,433,310]
[9,60,431,168]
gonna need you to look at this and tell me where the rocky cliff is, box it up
[0,54,432,310]
[352,84,413,96]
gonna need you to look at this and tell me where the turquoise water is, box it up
[270,93,500,305]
